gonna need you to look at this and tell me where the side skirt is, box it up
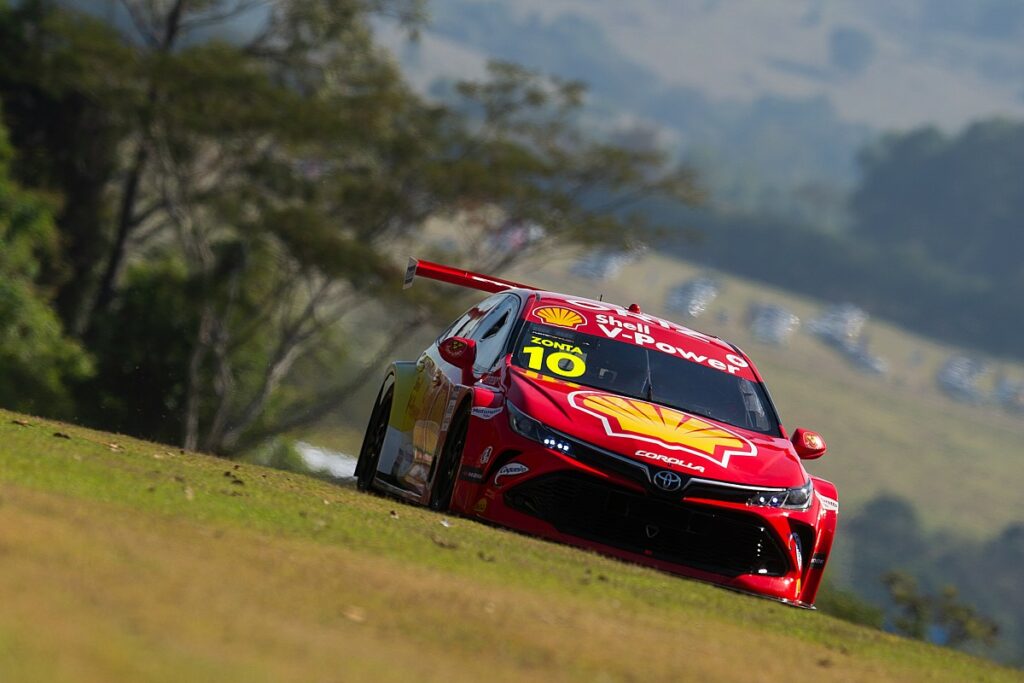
[371,478,424,503]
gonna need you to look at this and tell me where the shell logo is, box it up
[802,431,824,450]
[567,390,757,468]
[532,306,586,329]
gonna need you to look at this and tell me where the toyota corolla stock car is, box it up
[356,258,839,606]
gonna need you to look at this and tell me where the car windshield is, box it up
[510,322,780,435]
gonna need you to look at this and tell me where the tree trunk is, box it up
[183,305,214,451]
[227,313,430,455]
[85,142,149,333]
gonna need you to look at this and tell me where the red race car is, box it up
[356,259,838,606]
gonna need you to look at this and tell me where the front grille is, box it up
[568,438,651,487]
[505,473,789,577]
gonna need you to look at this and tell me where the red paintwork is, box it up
[510,367,799,487]
[438,337,477,385]
[374,259,838,606]
[792,428,827,460]
[408,258,533,293]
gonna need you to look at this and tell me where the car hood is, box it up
[508,368,807,488]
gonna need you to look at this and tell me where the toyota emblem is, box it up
[653,470,683,491]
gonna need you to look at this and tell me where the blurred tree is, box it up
[0,99,93,414]
[845,495,931,604]
[842,498,1021,661]
[0,1,701,453]
[882,570,999,649]
[0,0,140,334]
[814,583,885,629]
[881,571,930,640]
[935,585,999,648]
[851,119,1024,282]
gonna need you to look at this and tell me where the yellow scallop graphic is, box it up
[568,391,756,468]
[533,306,586,329]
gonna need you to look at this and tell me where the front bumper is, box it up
[454,436,836,606]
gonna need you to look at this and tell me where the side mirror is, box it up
[438,336,477,385]
[792,428,827,460]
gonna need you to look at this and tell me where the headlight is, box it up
[507,402,572,455]
[747,479,813,511]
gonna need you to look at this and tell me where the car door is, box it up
[400,294,507,492]
[421,294,524,492]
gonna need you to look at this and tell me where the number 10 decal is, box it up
[521,346,587,378]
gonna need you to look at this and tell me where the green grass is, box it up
[1,408,1020,682]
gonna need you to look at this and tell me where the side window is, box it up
[470,296,521,372]
[738,378,771,432]
[437,294,505,344]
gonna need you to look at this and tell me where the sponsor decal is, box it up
[493,462,529,486]
[471,406,502,420]
[440,393,458,432]
[441,335,475,362]
[593,314,748,375]
[532,306,586,329]
[802,431,824,451]
[815,492,839,512]
[635,449,705,474]
[568,390,757,468]
[529,335,583,355]
[645,524,660,539]
[520,340,587,378]
[473,498,488,514]
[564,298,718,344]
[478,446,493,465]
[460,467,485,483]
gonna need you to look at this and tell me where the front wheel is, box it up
[429,408,468,511]
[355,378,393,491]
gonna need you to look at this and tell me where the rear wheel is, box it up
[429,408,469,511]
[356,378,394,491]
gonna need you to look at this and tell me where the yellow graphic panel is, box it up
[569,391,757,468]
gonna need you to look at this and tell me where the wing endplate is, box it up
[404,257,534,293]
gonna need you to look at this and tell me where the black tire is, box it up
[429,408,469,511]
[355,378,393,492]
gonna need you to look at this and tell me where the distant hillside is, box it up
[380,0,1024,217]
[412,0,1024,130]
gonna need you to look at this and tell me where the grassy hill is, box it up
[1,409,1020,682]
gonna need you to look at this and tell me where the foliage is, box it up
[650,136,1024,359]
[0,99,92,414]
[844,495,1019,661]
[0,0,700,453]
[815,583,885,629]
[881,571,930,640]
[883,571,999,648]
[0,0,140,333]
[851,120,1024,282]
[238,436,311,475]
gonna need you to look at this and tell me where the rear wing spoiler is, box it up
[403,258,534,294]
